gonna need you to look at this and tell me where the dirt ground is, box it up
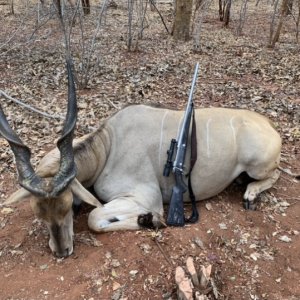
[0,1,299,300]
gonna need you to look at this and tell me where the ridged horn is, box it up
[0,58,77,198]
[51,58,77,196]
[0,105,47,197]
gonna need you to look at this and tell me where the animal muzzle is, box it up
[48,222,74,258]
[53,245,73,258]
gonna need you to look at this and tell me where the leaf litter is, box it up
[0,1,299,300]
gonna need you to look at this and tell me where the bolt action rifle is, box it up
[163,63,200,226]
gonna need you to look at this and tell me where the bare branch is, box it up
[0,89,64,120]
[149,0,170,34]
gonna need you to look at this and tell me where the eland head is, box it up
[0,59,78,257]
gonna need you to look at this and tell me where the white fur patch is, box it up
[159,111,169,168]
[97,219,111,228]
[206,118,212,158]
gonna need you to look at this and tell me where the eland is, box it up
[0,60,281,257]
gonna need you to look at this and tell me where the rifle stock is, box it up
[166,171,187,226]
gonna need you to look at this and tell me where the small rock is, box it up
[129,270,138,276]
[1,207,14,215]
[112,281,121,291]
[40,264,48,270]
[95,279,102,286]
[186,257,199,287]
[195,292,209,300]
[111,259,121,267]
[175,266,193,300]
[162,292,172,299]
[111,287,122,300]
[10,250,23,256]
[252,96,263,102]
[210,277,219,299]
[219,223,227,230]
[250,252,260,261]
[205,203,213,211]
[193,237,205,250]
[279,201,290,207]
[139,243,152,254]
[199,265,211,288]
[278,235,292,243]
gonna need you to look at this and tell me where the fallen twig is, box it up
[276,194,300,201]
[278,166,300,179]
[0,89,64,120]
[106,98,120,110]
[153,236,173,266]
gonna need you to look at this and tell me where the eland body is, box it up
[1,65,281,258]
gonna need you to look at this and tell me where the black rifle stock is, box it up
[167,170,187,226]
[164,62,199,226]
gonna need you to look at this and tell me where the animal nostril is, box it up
[54,251,64,258]
[53,249,69,258]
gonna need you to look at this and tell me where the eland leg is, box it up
[88,197,164,232]
[243,168,281,210]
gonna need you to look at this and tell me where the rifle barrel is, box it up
[173,63,199,172]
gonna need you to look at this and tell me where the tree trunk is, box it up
[219,0,231,25]
[219,0,224,21]
[173,0,193,41]
[54,0,91,16]
[10,0,14,14]
[224,0,231,26]
[82,0,90,15]
[269,0,289,48]
[150,0,156,11]
[286,0,293,15]
[296,0,300,42]
[54,0,62,16]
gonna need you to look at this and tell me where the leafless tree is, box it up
[137,0,149,39]
[286,0,293,14]
[150,0,156,11]
[237,0,249,35]
[192,0,213,51]
[127,0,134,50]
[269,0,289,48]
[0,0,14,14]
[296,0,300,42]
[127,0,152,51]
[173,0,193,40]
[219,0,231,27]
[53,0,90,16]
[149,0,170,34]
[75,0,109,87]
[10,0,14,14]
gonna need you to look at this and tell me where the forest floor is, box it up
[0,1,299,300]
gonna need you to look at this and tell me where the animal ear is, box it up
[70,178,101,208]
[4,188,31,205]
